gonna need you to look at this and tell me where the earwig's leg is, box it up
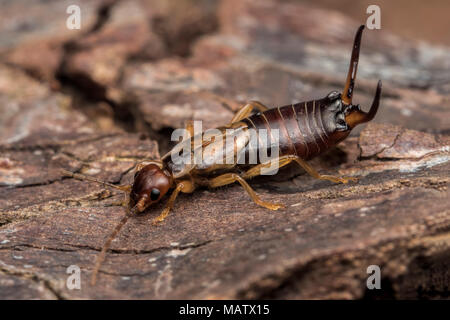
[292,157,358,184]
[152,180,194,225]
[185,120,195,138]
[228,101,270,126]
[152,184,183,225]
[208,173,284,210]
[241,155,357,184]
[241,157,293,179]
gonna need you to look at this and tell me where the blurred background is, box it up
[305,0,450,46]
[1,0,449,148]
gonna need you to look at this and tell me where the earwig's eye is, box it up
[150,188,160,201]
[150,188,160,200]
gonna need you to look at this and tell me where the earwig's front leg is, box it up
[207,173,284,210]
[152,180,194,225]
[228,101,270,126]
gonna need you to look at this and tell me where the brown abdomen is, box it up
[242,98,330,160]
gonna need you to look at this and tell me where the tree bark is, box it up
[0,0,449,299]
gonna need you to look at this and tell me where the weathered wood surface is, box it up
[0,0,449,299]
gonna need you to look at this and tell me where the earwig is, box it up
[63,25,382,284]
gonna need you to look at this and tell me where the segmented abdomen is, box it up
[242,98,330,160]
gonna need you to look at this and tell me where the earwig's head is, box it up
[131,164,173,213]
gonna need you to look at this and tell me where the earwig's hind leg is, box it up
[208,173,284,210]
[242,156,294,179]
[292,157,358,184]
[228,101,270,126]
[241,155,357,184]
[152,180,194,225]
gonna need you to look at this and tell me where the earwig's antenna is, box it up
[90,205,138,285]
[61,169,136,284]
[342,25,364,105]
[60,169,130,192]
[61,167,155,284]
